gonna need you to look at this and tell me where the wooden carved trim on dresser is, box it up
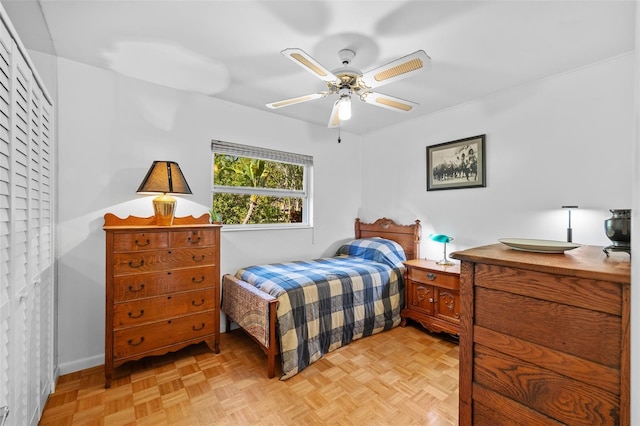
[103,213,221,388]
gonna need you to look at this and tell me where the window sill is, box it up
[219,224,313,232]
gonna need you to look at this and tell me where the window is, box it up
[211,140,313,227]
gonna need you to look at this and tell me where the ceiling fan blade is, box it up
[360,92,419,112]
[327,100,340,128]
[359,50,431,89]
[282,48,338,83]
[266,92,327,109]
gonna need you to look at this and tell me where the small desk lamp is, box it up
[561,205,578,243]
[137,161,192,226]
[429,233,454,266]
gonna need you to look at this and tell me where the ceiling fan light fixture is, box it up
[269,47,430,128]
[338,95,352,121]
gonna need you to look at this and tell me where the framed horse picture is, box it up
[426,134,486,191]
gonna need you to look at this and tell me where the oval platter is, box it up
[499,238,581,253]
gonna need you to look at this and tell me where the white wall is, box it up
[55,57,363,373]
[360,54,635,261]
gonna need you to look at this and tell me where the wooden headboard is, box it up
[355,217,421,260]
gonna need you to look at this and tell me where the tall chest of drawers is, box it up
[452,244,630,426]
[103,213,221,387]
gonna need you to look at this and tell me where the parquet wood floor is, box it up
[39,325,459,425]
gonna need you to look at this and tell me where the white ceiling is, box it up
[2,0,636,135]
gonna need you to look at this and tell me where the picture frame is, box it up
[426,134,486,191]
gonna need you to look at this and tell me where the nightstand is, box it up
[401,259,460,335]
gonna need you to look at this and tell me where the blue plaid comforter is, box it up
[236,238,406,379]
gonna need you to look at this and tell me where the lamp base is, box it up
[153,194,176,226]
[437,242,454,266]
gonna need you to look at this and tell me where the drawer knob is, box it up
[192,323,205,331]
[128,284,145,292]
[128,259,145,268]
[427,273,436,280]
[134,239,150,247]
[128,310,144,319]
[127,337,145,346]
[188,236,201,244]
[192,299,205,307]
[192,276,205,284]
[192,255,206,262]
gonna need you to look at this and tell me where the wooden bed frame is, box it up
[221,217,421,378]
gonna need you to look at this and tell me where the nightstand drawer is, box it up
[408,268,459,290]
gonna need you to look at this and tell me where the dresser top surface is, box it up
[103,213,221,229]
[451,243,630,283]
[104,224,221,231]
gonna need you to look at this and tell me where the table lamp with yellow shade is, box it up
[136,161,192,226]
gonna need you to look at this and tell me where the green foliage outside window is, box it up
[212,154,304,225]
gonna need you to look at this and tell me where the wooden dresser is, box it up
[401,259,460,336]
[451,244,630,426]
[103,213,221,387]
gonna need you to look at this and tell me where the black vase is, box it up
[603,209,631,255]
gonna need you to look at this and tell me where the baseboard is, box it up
[58,354,104,376]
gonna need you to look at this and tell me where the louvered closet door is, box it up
[0,6,55,426]
[36,73,53,417]
[0,14,13,421]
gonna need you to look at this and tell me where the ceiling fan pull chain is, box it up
[337,124,341,143]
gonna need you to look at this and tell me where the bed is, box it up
[221,217,421,379]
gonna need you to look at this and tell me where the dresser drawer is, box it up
[475,286,620,367]
[408,267,459,289]
[113,232,168,252]
[170,230,217,248]
[113,289,215,328]
[112,247,217,275]
[113,311,216,358]
[113,266,215,301]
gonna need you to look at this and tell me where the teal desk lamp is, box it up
[429,233,454,266]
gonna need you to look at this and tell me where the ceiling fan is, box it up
[266,48,431,128]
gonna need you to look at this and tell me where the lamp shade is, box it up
[136,161,192,195]
[429,233,454,266]
[137,161,192,226]
[429,233,453,244]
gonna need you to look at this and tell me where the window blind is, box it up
[211,140,313,166]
